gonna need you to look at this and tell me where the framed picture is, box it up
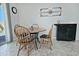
[40,7,62,17]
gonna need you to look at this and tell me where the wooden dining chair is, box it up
[40,25,53,50]
[14,25,35,56]
[14,24,21,46]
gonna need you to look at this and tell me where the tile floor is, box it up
[0,39,79,56]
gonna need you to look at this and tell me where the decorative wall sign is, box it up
[11,7,17,14]
[40,7,62,17]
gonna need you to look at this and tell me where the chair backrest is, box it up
[48,25,53,39]
[31,24,39,30]
[14,25,31,42]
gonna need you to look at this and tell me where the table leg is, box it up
[34,33,40,49]
[36,33,40,43]
[34,37,38,49]
[30,33,40,49]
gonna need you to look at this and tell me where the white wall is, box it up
[9,4,20,39]
[10,3,79,40]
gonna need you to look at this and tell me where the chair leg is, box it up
[24,45,27,49]
[39,38,44,48]
[27,41,35,56]
[49,42,52,50]
[16,43,18,46]
[17,45,21,56]
[48,38,53,50]
[35,38,38,49]
[27,51,29,56]
[50,45,52,50]
[50,40,53,46]
[27,46,30,56]
[39,41,42,48]
[33,41,36,50]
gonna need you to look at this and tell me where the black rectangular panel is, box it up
[54,24,77,41]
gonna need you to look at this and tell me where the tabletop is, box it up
[29,27,46,33]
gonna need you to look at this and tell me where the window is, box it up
[0,4,5,21]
